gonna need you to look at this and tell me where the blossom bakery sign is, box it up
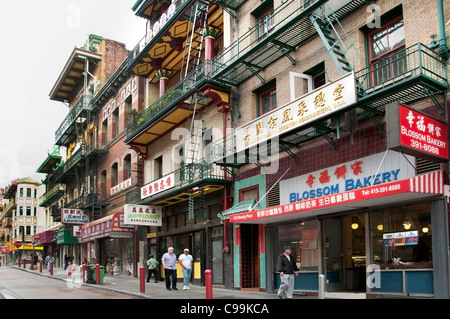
[387,103,448,161]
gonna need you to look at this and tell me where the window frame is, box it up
[367,15,405,86]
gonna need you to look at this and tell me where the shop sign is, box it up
[281,151,416,204]
[124,204,162,226]
[383,231,419,247]
[61,208,89,224]
[111,178,132,195]
[141,173,175,199]
[235,72,356,153]
[230,170,443,223]
[387,103,448,161]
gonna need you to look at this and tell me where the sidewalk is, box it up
[13,264,316,299]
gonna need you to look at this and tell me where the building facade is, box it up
[0,178,44,266]
[37,34,145,271]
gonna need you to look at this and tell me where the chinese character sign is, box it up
[235,72,357,152]
[141,173,175,199]
[398,104,448,160]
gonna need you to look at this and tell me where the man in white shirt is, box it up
[178,248,193,290]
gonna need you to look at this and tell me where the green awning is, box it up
[218,199,262,219]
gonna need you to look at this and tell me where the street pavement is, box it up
[11,264,316,300]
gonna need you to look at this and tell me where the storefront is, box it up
[80,212,134,275]
[226,151,450,298]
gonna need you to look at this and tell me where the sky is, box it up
[0,0,146,188]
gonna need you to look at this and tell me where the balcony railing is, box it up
[0,200,15,219]
[126,60,214,140]
[39,184,65,207]
[138,162,231,203]
[355,42,448,110]
[55,96,93,144]
[50,146,86,183]
[127,0,190,70]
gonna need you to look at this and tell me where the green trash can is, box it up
[91,266,105,284]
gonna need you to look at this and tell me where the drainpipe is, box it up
[437,0,449,60]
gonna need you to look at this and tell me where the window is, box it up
[19,188,23,197]
[111,163,118,187]
[124,154,132,180]
[27,188,32,197]
[252,1,274,42]
[368,16,405,86]
[112,108,119,138]
[257,7,274,41]
[154,156,163,179]
[258,86,277,116]
[370,202,432,269]
[102,119,108,146]
[26,207,31,216]
[19,206,23,216]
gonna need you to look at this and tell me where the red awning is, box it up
[229,170,445,224]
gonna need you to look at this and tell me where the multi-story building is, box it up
[124,0,450,298]
[0,178,44,265]
[38,34,145,271]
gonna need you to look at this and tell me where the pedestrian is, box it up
[161,247,178,291]
[45,254,55,272]
[276,245,299,299]
[32,252,39,268]
[146,254,159,283]
[178,248,193,290]
[64,254,68,270]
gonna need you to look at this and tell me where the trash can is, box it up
[85,265,95,284]
[92,266,105,284]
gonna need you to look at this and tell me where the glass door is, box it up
[324,218,345,291]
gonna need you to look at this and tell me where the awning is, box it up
[80,212,134,242]
[229,170,445,224]
[218,199,262,219]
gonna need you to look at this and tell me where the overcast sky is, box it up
[0,1,146,188]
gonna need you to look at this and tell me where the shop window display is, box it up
[371,202,432,269]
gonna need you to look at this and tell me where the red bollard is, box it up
[82,265,86,283]
[96,264,100,285]
[18,259,21,267]
[205,269,213,299]
[39,260,43,273]
[50,261,54,276]
[140,266,145,293]
[23,259,26,269]
[67,262,72,279]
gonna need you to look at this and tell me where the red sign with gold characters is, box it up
[398,104,448,160]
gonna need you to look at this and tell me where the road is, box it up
[0,266,143,299]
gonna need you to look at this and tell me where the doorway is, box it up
[240,224,260,289]
[323,212,367,292]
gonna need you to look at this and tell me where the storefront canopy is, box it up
[229,170,445,224]
[80,212,134,242]
[218,199,262,220]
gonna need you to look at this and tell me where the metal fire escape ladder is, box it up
[181,0,210,80]
[310,4,363,76]
[310,4,385,136]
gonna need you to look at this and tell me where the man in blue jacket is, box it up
[276,245,299,299]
